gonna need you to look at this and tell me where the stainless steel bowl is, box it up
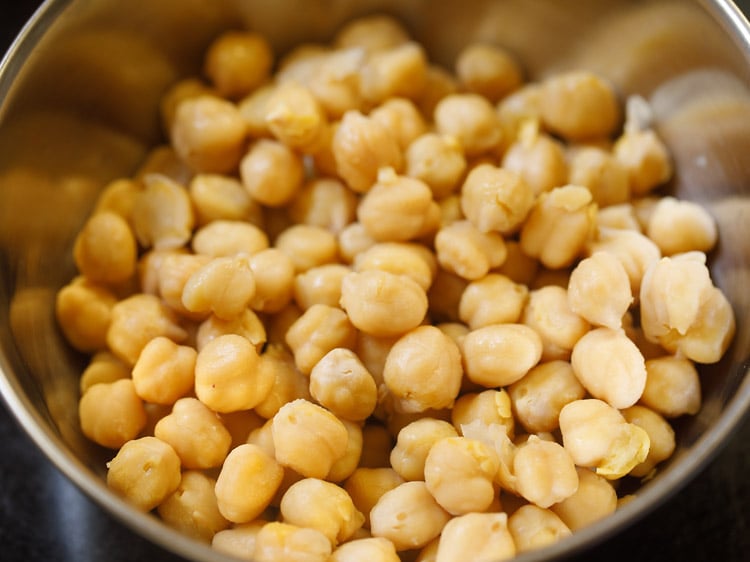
[1,1,749,561]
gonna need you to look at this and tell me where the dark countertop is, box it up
[1,1,750,561]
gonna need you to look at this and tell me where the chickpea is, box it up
[106,436,182,512]
[338,222,377,264]
[309,348,377,422]
[360,42,428,105]
[513,435,578,508]
[192,220,268,257]
[614,128,673,196]
[160,78,217,136]
[280,478,364,545]
[587,227,661,295]
[344,468,405,528]
[79,351,130,394]
[275,224,339,273]
[383,325,463,413]
[285,304,357,375]
[451,390,514,437]
[56,278,117,353]
[550,467,617,531]
[132,174,195,251]
[330,537,400,562]
[334,14,410,53]
[508,360,586,434]
[435,512,516,562]
[131,336,196,404]
[237,82,276,138]
[354,242,436,292]
[370,97,427,151]
[288,177,358,235]
[416,64,459,118]
[595,203,642,231]
[520,184,597,270]
[307,47,367,118]
[106,293,187,366]
[292,264,350,310]
[188,173,261,227]
[340,269,428,338]
[456,43,523,103]
[253,345,312,419]
[646,196,718,256]
[568,251,633,329]
[240,138,303,207]
[332,110,403,193]
[406,133,467,199]
[434,94,502,157]
[79,379,146,449]
[196,308,267,352]
[195,334,271,413]
[460,164,535,235]
[254,522,332,562]
[568,146,630,207]
[182,256,256,320]
[540,71,620,142]
[459,274,528,329]
[215,443,284,523]
[424,436,500,514]
[73,211,136,286]
[212,520,266,560]
[621,405,676,477]
[327,419,364,483]
[434,220,507,281]
[271,399,349,478]
[157,470,229,542]
[204,30,273,99]
[247,248,296,313]
[496,83,542,153]
[155,252,212,318]
[641,356,702,418]
[369,481,451,551]
[507,504,571,553]
[501,125,568,196]
[462,324,543,388]
[265,81,327,152]
[358,168,439,243]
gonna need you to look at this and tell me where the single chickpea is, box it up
[195,334,271,412]
[265,81,327,152]
[332,110,403,193]
[360,42,428,105]
[240,138,303,207]
[285,304,357,375]
[196,308,267,352]
[135,144,195,187]
[309,348,377,422]
[160,78,217,136]
[406,133,467,199]
[646,196,718,256]
[327,419,364,483]
[132,174,195,251]
[280,478,364,545]
[434,94,503,157]
[154,397,232,469]
[595,203,642,231]
[171,95,247,174]
[501,123,568,196]
[370,98,427,151]
[276,43,328,83]
[106,293,188,366]
[435,512,516,562]
[354,242,436,292]
[568,251,633,329]
[79,351,130,394]
[271,398,349,479]
[460,164,535,235]
[358,168,439,243]
[462,324,543,388]
[513,435,578,508]
[434,220,507,281]
[451,389,514,437]
[614,128,673,196]
[73,211,137,285]
[79,379,146,449]
[369,481,451,551]
[567,145,630,207]
[383,325,463,413]
[237,82,276,138]
[275,224,339,273]
[214,443,284,523]
[621,405,676,477]
[192,220,269,257]
[641,356,702,417]
[340,269,428,338]
[338,222,377,264]
[106,436,181,512]
[288,177,358,235]
[247,248,296,313]
[56,278,117,353]
[519,184,597,270]
[203,30,273,99]
[182,255,256,320]
[157,470,229,543]
[459,274,528,329]
[131,336,196,404]
[307,47,367,118]
[330,537,400,562]
[156,252,212,318]
[254,345,312,419]
[456,42,523,103]
[508,360,586,434]
[496,83,543,153]
[587,227,661,295]
[550,467,617,531]
[254,522,332,562]
[293,264,350,310]
[212,520,266,560]
[424,436,500,515]
[559,399,650,480]
[344,468,405,528]
[189,173,263,228]
[540,71,620,142]
[334,14,410,53]
[507,504,572,553]
[94,177,143,227]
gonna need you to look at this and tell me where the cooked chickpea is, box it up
[568,146,630,207]
[523,284,588,359]
[189,173,261,226]
[214,443,284,523]
[383,325,463,413]
[360,42,428,105]
[338,222,377,264]
[459,274,528,329]
[462,324,542,388]
[131,336,196,404]
[496,83,542,152]
[280,478,364,545]
[106,436,182,512]
[74,211,136,285]
[621,405,676,477]
[160,78,217,136]
[435,512,516,562]
[452,389,514,437]
[192,220,268,257]
[327,419,364,483]
[334,14,410,53]
[595,203,642,231]
[132,174,195,251]
[614,128,673,196]
[520,184,597,269]
[568,251,633,329]
[370,97,427,151]
[157,470,229,542]
[265,81,327,152]
[285,304,357,375]
[288,177,358,235]
[254,522,332,562]
[354,242,436,291]
[434,94,502,157]
[204,30,273,99]
[340,269,428,337]
[456,43,523,103]
[247,248,296,313]
[424,435,500,514]
[253,345,312,419]
[501,124,568,196]
[507,504,572,553]
[513,435,578,508]
[195,334,271,412]
[460,164,535,234]
[309,348,377,422]
[155,252,212,318]
[540,71,620,142]
[79,351,130,394]
[182,256,256,320]
[79,379,146,449]
[434,220,507,281]
[330,537,400,562]
[293,264,350,310]
[212,520,266,560]
[550,467,617,531]
[332,110,403,193]
[646,196,718,256]
[641,356,702,417]
[406,133,467,199]
[240,138,303,207]
[587,227,661,295]
[344,468,405,527]
[508,360,586,434]
[275,224,339,273]
[369,481,451,551]
[237,82,276,138]
[56,278,117,353]
[306,47,367,118]
[196,308,267,352]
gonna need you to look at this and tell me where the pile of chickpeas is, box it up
[55,13,736,562]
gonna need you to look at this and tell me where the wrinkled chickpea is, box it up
[567,251,633,329]
[285,304,357,375]
[434,220,507,281]
[406,133,467,199]
[459,273,528,329]
[434,94,503,157]
[436,512,516,562]
[131,336,196,404]
[507,504,572,553]
[79,379,147,449]
[240,138,304,207]
[501,122,568,197]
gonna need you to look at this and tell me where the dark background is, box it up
[1,1,750,561]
